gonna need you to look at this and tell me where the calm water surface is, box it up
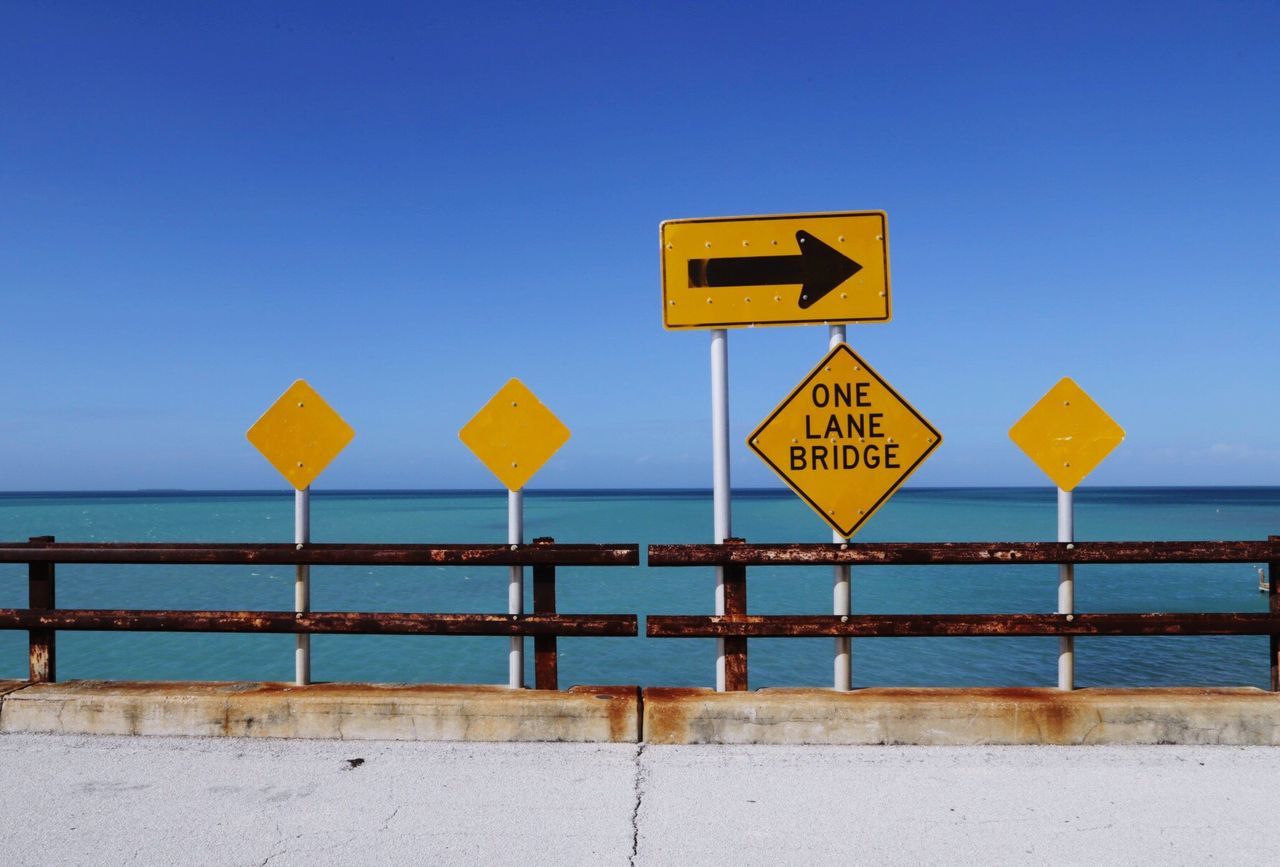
[1,487,1276,689]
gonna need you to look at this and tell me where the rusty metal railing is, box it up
[646,537,1280,691]
[0,536,639,690]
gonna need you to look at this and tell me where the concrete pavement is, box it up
[637,744,1280,864]
[0,733,637,866]
[3,734,1280,865]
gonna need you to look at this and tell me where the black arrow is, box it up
[687,230,862,309]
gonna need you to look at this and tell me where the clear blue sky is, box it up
[3,1,1277,490]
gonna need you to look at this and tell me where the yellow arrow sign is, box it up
[661,211,890,329]
[246,380,355,490]
[1009,378,1124,491]
[460,379,570,491]
[748,344,941,538]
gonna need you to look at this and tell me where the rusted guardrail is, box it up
[647,537,1280,691]
[0,536,639,690]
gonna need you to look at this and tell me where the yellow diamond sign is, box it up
[1009,377,1124,491]
[246,380,355,490]
[460,379,570,491]
[748,344,941,538]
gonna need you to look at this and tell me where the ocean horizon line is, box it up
[1,485,1278,499]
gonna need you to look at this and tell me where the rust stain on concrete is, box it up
[641,687,1280,746]
[568,685,641,742]
[5,682,1278,746]
[0,681,29,698]
[0,680,642,743]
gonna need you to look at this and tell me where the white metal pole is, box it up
[710,329,732,692]
[1058,487,1075,690]
[508,488,524,688]
[294,486,310,686]
[829,325,852,691]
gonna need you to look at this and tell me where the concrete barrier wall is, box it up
[3,681,1279,745]
[642,686,1280,745]
[0,681,640,743]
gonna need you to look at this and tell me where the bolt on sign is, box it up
[246,380,355,489]
[1009,377,1125,491]
[748,344,941,538]
[660,211,890,329]
[460,379,571,492]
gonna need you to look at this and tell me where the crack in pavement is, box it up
[629,743,646,866]
[258,825,286,867]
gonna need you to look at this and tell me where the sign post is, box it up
[1058,485,1074,688]
[246,379,355,686]
[507,486,523,687]
[710,329,731,691]
[460,379,571,689]
[295,485,309,680]
[1009,377,1125,690]
[827,325,852,691]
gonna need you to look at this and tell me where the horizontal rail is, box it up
[0,609,637,637]
[647,613,1280,638]
[0,542,639,567]
[648,540,1276,567]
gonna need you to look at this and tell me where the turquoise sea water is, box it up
[1,488,1277,689]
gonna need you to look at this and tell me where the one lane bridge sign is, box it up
[748,344,941,538]
[660,211,890,329]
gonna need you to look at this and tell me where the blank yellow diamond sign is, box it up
[246,380,355,490]
[1009,378,1124,491]
[460,379,570,491]
[749,344,941,538]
